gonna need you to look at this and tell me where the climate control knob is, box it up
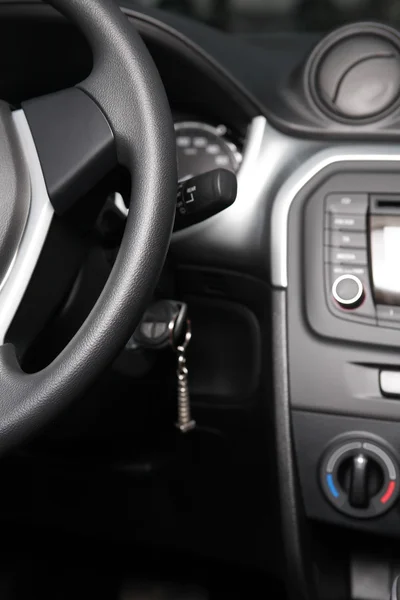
[339,453,383,509]
[321,437,399,519]
[332,274,364,309]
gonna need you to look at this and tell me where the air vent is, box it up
[307,23,400,121]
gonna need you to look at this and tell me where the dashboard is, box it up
[126,12,400,600]
[5,4,400,600]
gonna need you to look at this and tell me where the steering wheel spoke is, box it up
[22,87,117,215]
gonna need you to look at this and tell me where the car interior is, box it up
[2,0,400,598]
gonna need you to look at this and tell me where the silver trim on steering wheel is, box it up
[0,110,54,344]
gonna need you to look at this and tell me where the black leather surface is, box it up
[0,0,176,453]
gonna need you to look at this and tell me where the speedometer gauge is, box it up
[175,121,242,181]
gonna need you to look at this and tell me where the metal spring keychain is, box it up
[170,319,196,433]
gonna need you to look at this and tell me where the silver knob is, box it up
[332,274,364,309]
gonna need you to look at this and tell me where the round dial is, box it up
[332,274,364,309]
[321,436,399,519]
[175,121,242,181]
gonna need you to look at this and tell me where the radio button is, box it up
[326,193,368,214]
[328,248,368,265]
[332,266,367,276]
[326,231,367,249]
[328,214,366,231]
[377,305,400,324]
[380,371,400,396]
[332,275,364,309]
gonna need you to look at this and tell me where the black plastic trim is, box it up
[272,290,314,600]
[23,88,117,215]
[121,5,261,121]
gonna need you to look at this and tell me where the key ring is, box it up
[168,317,192,352]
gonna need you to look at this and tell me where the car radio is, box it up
[325,193,400,329]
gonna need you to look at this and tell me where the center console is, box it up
[263,19,400,600]
[284,157,400,539]
[285,158,400,532]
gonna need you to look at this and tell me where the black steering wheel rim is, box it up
[0,0,177,452]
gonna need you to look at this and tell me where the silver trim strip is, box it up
[326,441,361,473]
[114,192,129,218]
[271,147,400,288]
[0,110,54,344]
[363,442,397,480]
[391,575,399,600]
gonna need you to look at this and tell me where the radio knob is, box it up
[332,274,364,309]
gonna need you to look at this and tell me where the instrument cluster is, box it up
[174,120,242,181]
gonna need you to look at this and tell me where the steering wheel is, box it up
[0,0,177,452]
